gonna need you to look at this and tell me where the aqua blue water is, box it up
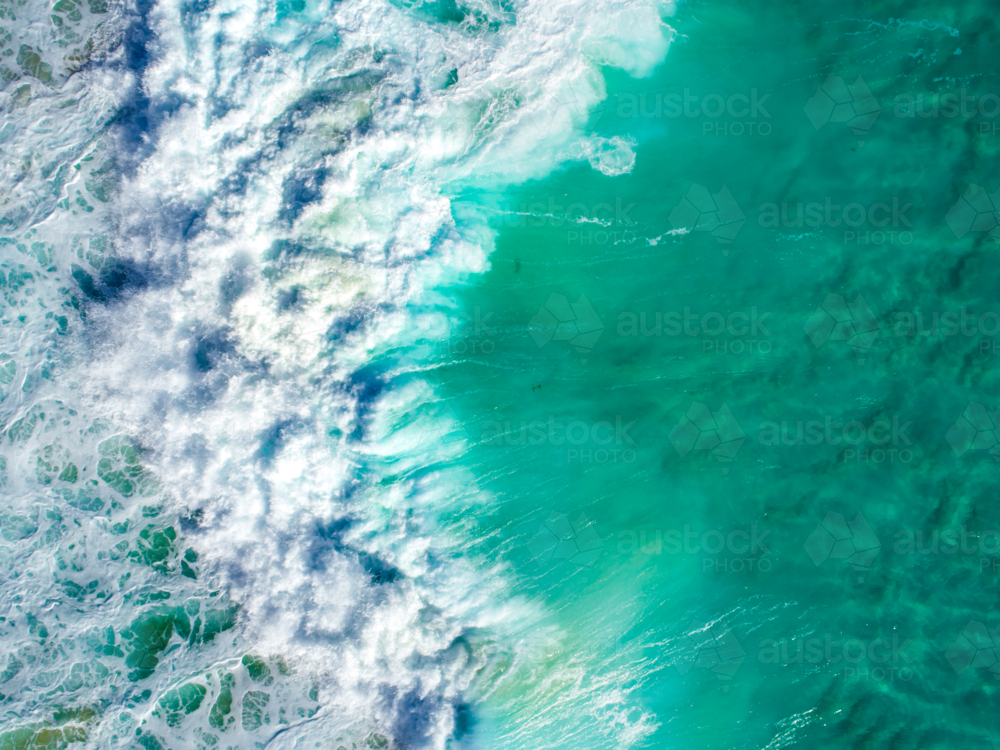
[1,0,999,747]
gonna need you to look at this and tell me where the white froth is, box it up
[581,135,638,176]
[0,0,674,746]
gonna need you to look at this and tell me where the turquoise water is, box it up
[1,0,999,747]
[429,2,1000,748]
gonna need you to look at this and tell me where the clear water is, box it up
[432,0,1000,744]
[1,0,999,747]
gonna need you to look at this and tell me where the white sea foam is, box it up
[0,0,673,746]
[580,135,638,176]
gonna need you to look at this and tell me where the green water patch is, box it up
[0,706,97,750]
[155,682,208,727]
[121,601,237,681]
[133,654,319,748]
[15,45,52,84]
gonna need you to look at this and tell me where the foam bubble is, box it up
[581,135,638,176]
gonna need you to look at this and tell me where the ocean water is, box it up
[1,0,999,747]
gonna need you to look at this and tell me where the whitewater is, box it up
[0,0,674,746]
